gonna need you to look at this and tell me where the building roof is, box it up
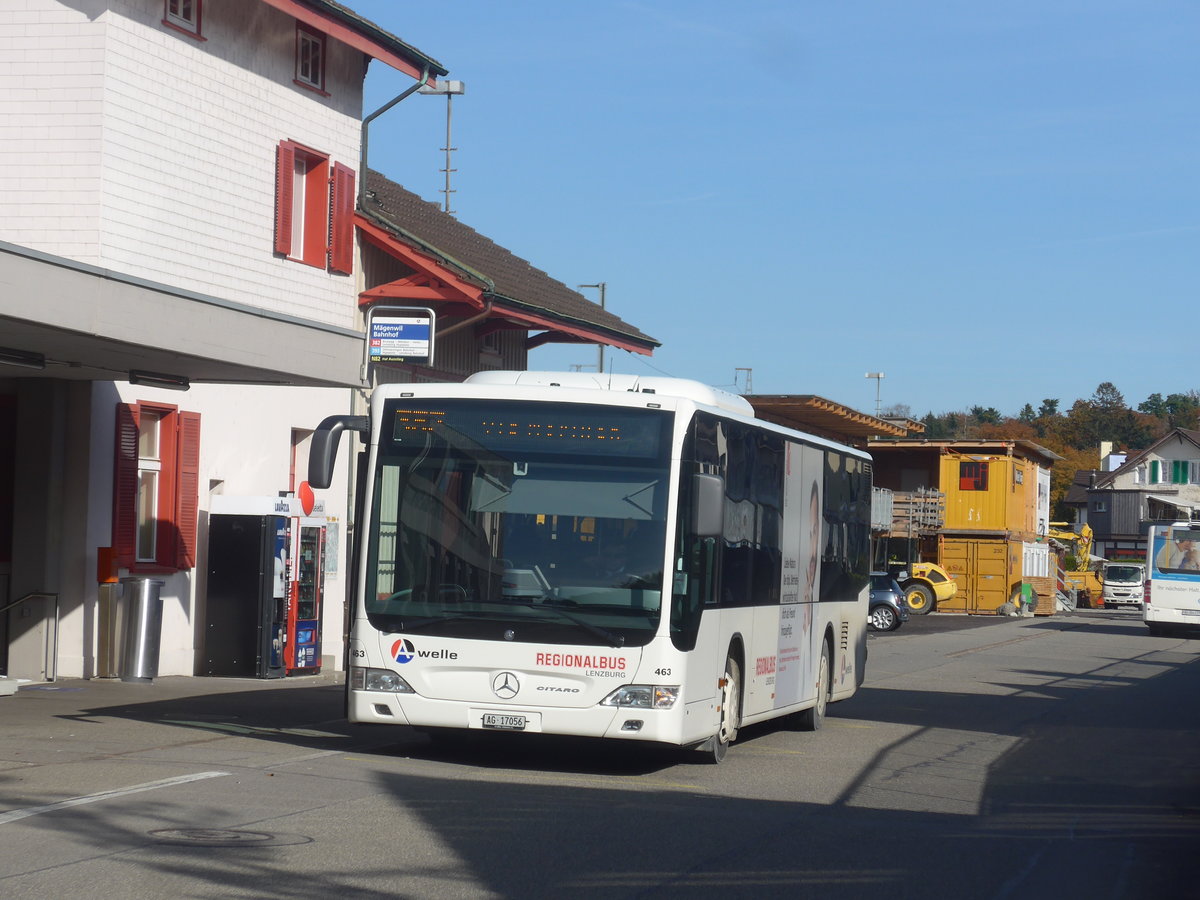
[360,171,660,355]
[264,1,448,79]
[868,438,1063,466]
[1064,469,1100,506]
[747,395,912,445]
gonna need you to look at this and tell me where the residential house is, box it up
[1072,429,1200,560]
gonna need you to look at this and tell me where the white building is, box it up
[0,0,446,681]
[1,1,658,683]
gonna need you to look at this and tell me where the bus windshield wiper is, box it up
[498,600,625,648]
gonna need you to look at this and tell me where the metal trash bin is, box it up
[96,582,123,678]
[119,577,164,683]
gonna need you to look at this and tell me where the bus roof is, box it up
[376,371,868,460]
[464,370,754,417]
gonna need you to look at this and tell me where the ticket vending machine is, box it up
[204,495,325,678]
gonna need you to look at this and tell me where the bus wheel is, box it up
[798,641,831,732]
[905,583,935,615]
[705,656,741,763]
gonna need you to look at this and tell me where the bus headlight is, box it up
[600,685,679,709]
[351,666,415,693]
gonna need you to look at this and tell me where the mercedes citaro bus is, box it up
[309,371,871,761]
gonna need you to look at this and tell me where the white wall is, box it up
[0,0,366,327]
[62,381,354,678]
[0,0,107,264]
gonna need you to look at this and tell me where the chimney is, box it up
[1099,441,1113,464]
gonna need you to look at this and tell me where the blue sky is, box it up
[352,1,1197,419]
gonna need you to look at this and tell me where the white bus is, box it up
[1145,522,1200,636]
[310,371,871,761]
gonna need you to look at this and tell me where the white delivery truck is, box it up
[1144,522,1200,636]
[1101,560,1146,609]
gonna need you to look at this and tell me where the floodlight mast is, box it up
[577,282,607,373]
[419,80,466,213]
[865,372,885,417]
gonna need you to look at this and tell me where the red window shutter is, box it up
[274,141,295,256]
[174,411,202,569]
[329,161,355,274]
[112,403,139,566]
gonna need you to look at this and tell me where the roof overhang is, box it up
[0,241,365,387]
[1146,493,1193,512]
[747,395,909,442]
[355,215,656,356]
[259,0,447,80]
[868,438,1063,465]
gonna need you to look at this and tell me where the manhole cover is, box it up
[150,828,275,847]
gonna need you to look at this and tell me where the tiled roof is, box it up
[363,170,659,351]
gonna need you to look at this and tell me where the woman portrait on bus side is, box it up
[802,480,819,636]
[1157,534,1200,572]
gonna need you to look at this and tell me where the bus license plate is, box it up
[481,713,527,731]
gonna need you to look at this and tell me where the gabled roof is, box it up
[359,171,660,355]
[1092,427,1200,489]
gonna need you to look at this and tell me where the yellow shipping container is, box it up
[941,537,1023,614]
[940,453,1038,536]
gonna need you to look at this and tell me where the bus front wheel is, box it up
[705,655,742,764]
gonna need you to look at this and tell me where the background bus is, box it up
[310,371,871,761]
[1145,522,1200,636]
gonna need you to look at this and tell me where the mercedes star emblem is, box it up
[491,671,520,699]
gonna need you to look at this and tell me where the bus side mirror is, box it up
[692,473,725,538]
[309,415,368,489]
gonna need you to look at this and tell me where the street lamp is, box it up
[577,282,607,373]
[418,80,466,213]
[865,372,885,417]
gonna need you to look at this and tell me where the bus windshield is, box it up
[363,399,672,647]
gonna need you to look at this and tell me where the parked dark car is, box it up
[869,572,909,631]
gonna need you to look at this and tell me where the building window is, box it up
[959,461,988,491]
[163,0,202,36]
[137,412,163,561]
[274,141,355,273]
[1093,500,1107,513]
[114,403,201,571]
[296,25,326,91]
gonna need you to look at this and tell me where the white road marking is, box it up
[0,771,229,825]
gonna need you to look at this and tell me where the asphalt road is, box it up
[1,609,1197,899]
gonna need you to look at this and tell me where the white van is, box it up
[1144,522,1200,636]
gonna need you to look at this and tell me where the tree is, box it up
[1049,446,1099,522]
[1018,403,1036,424]
[970,405,1001,425]
[1038,398,1059,419]
[1091,381,1126,412]
[1165,392,1200,430]
[1138,393,1167,419]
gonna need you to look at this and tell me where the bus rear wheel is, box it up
[905,583,935,614]
[797,641,831,731]
[705,655,741,763]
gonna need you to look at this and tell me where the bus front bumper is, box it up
[348,688,696,744]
